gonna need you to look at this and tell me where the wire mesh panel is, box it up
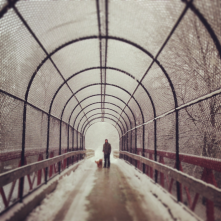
[133,85,154,122]
[25,105,47,162]
[109,0,184,56]
[0,94,23,153]
[106,69,138,96]
[107,40,152,81]
[179,95,221,220]
[156,113,175,153]
[49,116,60,154]
[77,132,81,149]
[70,105,85,128]
[123,106,136,129]
[1,1,221,219]
[28,60,64,112]
[144,122,154,151]
[51,84,72,118]
[51,40,99,79]
[103,103,122,114]
[75,112,87,130]
[69,126,73,151]
[127,98,143,126]
[61,122,68,151]
[80,96,101,109]
[193,0,221,43]
[119,137,123,151]
[73,129,78,151]
[75,85,100,102]
[131,129,136,152]
[104,95,126,110]
[158,9,221,106]
[62,97,79,124]
[142,63,175,117]
[17,1,98,53]
[0,9,46,100]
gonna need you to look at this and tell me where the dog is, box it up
[95,159,103,168]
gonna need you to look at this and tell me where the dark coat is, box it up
[103,142,111,154]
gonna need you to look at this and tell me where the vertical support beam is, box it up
[135,128,137,168]
[126,133,128,161]
[72,129,74,164]
[45,115,50,184]
[67,125,69,168]
[135,128,137,154]
[77,131,78,151]
[154,119,158,183]
[130,130,132,153]
[175,110,181,201]
[142,125,145,173]
[58,120,62,174]
[126,133,128,151]
[19,102,27,202]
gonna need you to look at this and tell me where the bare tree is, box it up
[160,12,221,158]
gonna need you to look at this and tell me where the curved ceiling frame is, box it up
[74,103,130,133]
[69,94,135,131]
[49,66,155,133]
[66,67,155,129]
[77,108,128,134]
[82,116,123,137]
[14,2,221,132]
[24,36,177,129]
[60,83,144,137]
[0,0,219,138]
[80,112,126,135]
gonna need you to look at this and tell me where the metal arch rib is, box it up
[77,108,128,134]
[80,113,126,135]
[46,66,154,129]
[69,95,135,130]
[60,83,144,130]
[73,102,130,132]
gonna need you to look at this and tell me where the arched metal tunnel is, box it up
[0,0,221,220]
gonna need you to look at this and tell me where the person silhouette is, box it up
[103,139,111,168]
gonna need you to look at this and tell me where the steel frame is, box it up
[0,0,220,212]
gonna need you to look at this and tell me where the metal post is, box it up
[130,130,132,153]
[67,125,69,168]
[19,102,27,202]
[58,121,62,174]
[135,127,137,168]
[45,115,50,184]
[143,125,145,173]
[72,128,74,165]
[154,119,158,183]
[176,110,181,201]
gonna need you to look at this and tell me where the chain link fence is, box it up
[0,0,221,220]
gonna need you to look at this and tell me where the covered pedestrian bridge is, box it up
[0,0,221,220]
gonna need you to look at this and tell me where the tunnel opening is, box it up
[0,0,221,220]
[85,122,119,153]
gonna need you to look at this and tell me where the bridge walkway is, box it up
[25,154,199,221]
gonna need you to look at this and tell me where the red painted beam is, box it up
[136,148,221,172]
[0,148,67,162]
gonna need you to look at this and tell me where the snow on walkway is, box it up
[26,147,201,221]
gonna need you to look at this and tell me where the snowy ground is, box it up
[26,147,201,221]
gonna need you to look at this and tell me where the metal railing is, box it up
[0,149,94,213]
[120,149,221,221]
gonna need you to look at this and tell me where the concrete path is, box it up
[53,164,151,221]
[86,164,151,221]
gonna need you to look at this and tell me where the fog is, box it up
[85,122,119,151]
